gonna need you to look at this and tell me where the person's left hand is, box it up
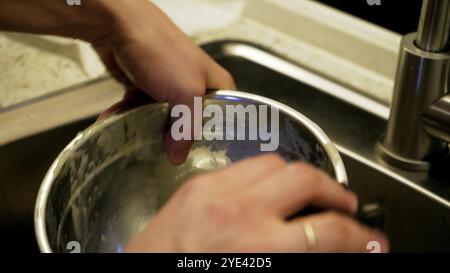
[126,154,389,253]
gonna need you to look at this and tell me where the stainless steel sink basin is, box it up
[0,119,95,252]
[1,40,449,252]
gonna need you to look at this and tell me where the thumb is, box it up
[166,91,205,165]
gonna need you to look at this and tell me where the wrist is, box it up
[61,0,119,43]
[69,0,161,44]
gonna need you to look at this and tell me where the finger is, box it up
[166,82,205,165]
[204,59,236,90]
[241,162,358,217]
[165,134,194,166]
[284,212,389,253]
[109,67,135,88]
[165,61,233,165]
[204,153,287,191]
[98,89,154,120]
[98,99,126,120]
[95,45,135,88]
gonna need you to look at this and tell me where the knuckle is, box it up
[286,162,303,174]
[262,153,285,166]
[324,212,355,241]
[290,162,313,174]
[181,175,207,195]
[187,81,206,97]
[304,165,323,182]
[194,85,207,96]
[177,71,205,96]
[239,154,285,171]
[290,162,321,185]
[324,211,342,223]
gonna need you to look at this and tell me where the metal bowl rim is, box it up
[34,90,347,253]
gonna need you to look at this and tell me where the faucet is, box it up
[378,0,450,171]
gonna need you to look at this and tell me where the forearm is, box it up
[0,0,142,42]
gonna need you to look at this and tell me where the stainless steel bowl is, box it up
[34,90,347,253]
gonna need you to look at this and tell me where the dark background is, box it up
[315,0,423,34]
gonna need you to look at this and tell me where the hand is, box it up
[0,0,237,99]
[126,154,389,253]
[92,0,235,164]
[0,0,235,165]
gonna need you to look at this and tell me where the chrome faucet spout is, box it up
[379,0,450,171]
[417,0,450,52]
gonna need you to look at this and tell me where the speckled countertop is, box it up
[0,0,400,109]
[0,33,101,108]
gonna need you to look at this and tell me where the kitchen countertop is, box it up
[0,0,401,109]
[0,0,245,109]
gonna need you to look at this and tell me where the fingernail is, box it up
[165,135,190,165]
[167,149,187,165]
[166,142,183,165]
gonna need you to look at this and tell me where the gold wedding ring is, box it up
[302,221,317,253]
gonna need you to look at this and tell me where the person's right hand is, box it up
[126,154,389,253]
[0,0,235,165]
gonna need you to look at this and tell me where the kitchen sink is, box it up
[1,40,449,252]
[0,119,95,252]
